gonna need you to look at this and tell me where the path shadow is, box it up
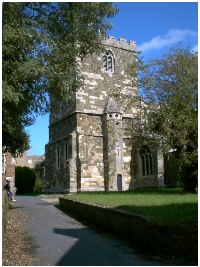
[53,227,120,266]
[52,204,197,266]
[37,202,55,206]
[52,226,196,266]
[9,206,25,210]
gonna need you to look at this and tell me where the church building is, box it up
[42,36,164,193]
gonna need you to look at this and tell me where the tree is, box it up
[2,2,118,156]
[128,44,198,193]
[33,160,45,193]
[15,166,36,194]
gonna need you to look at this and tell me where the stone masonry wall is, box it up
[50,97,76,125]
[49,38,138,124]
[44,114,77,192]
[43,36,164,192]
[15,151,45,169]
[49,113,77,142]
[78,135,104,191]
[77,113,104,191]
[102,111,124,191]
[76,37,138,116]
[122,137,133,190]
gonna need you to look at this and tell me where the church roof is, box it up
[104,97,122,114]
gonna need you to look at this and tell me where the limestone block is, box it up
[82,72,104,80]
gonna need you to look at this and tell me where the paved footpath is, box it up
[14,196,195,266]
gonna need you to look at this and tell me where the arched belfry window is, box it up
[103,51,114,73]
[140,146,153,176]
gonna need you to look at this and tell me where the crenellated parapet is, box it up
[103,36,136,51]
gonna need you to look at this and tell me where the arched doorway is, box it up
[117,174,122,191]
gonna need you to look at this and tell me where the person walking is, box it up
[4,180,16,201]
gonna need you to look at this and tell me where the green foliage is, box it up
[33,160,45,193]
[15,166,36,194]
[33,178,43,194]
[33,160,45,177]
[2,2,118,156]
[64,189,198,224]
[127,44,198,192]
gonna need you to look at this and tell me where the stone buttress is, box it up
[103,98,123,191]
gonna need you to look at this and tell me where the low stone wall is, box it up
[59,197,150,245]
[59,198,198,261]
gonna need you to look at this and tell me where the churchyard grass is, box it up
[63,188,198,225]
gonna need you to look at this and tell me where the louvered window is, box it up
[103,51,114,73]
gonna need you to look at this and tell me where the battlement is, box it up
[103,36,136,51]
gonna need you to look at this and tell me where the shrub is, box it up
[15,166,36,194]
[33,178,43,193]
[33,160,45,194]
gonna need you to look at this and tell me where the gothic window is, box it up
[65,143,68,162]
[140,146,153,176]
[56,145,60,169]
[103,51,114,73]
[64,137,72,167]
[103,55,107,70]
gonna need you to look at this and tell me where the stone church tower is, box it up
[43,36,164,193]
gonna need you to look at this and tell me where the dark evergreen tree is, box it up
[15,166,36,194]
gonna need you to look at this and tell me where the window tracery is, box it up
[102,51,114,73]
[140,146,153,176]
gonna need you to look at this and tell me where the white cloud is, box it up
[137,29,197,52]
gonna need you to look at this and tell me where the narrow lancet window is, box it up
[56,145,60,169]
[64,136,72,168]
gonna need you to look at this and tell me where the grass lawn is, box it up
[63,188,198,225]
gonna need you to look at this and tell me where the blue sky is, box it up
[26,2,198,156]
